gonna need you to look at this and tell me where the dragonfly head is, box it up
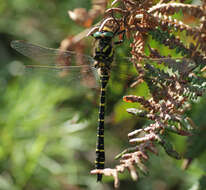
[92,26,114,39]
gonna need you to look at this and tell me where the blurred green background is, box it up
[0,0,206,190]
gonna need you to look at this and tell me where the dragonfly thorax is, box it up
[92,29,114,73]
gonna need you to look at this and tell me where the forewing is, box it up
[118,57,196,75]
[11,40,99,88]
[11,40,94,66]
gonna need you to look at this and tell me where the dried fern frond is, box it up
[88,0,206,188]
[149,3,203,19]
[62,0,206,187]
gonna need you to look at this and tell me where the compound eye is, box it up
[103,32,113,38]
[93,31,102,38]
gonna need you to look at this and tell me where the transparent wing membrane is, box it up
[25,65,99,88]
[140,57,196,76]
[11,40,94,66]
[11,40,196,88]
[11,40,98,88]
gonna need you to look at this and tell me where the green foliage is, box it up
[185,95,206,160]
[1,0,206,189]
[0,76,93,189]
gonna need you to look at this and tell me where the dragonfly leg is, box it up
[114,30,125,45]
[110,8,126,45]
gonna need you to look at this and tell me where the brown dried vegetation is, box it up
[68,0,206,188]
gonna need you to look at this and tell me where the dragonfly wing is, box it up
[115,57,196,75]
[110,59,138,88]
[141,57,196,76]
[11,40,99,88]
[24,65,99,88]
[11,40,94,66]
[110,57,196,88]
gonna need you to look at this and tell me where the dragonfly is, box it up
[10,27,197,181]
[11,25,131,182]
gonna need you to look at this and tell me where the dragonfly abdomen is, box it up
[96,74,109,182]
